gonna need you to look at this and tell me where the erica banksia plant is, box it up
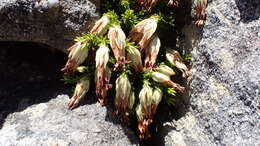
[62,0,207,140]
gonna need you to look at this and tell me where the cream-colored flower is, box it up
[144,35,161,70]
[150,87,162,120]
[167,0,179,7]
[95,45,112,105]
[139,82,153,108]
[68,76,90,109]
[151,72,185,92]
[193,0,208,26]
[95,45,110,68]
[154,64,175,77]
[152,88,163,105]
[136,104,144,121]
[108,25,126,70]
[129,91,136,110]
[136,81,154,139]
[61,42,89,74]
[115,74,132,118]
[166,50,192,78]
[90,15,110,36]
[127,45,143,72]
[128,16,159,51]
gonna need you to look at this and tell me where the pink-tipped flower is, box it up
[90,15,110,36]
[193,0,207,26]
[136,82,154,139]
[128,16,159,52]
[108,25,127,71]
[137,0,160,11]
[68,76,90,110]
[167,0,179,7]
[166,50,192,78]
[136,104,150,139]
[154,64,175,77]
[144,35,161,70]
[61,42,89,75]
[95,45,112,105]
[151,72,185,92]
[127,45,143,72]
[115,73,133,120]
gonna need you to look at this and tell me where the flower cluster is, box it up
[61,0,205,140]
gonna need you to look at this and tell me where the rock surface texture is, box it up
[160,0,260,145]
[0,43,138,146]
[0,0,100,53]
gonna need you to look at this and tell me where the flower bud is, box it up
[136,104,144,121]
[128,91,136,110]
[193,0,208,26]
[90,15,110,36]
[152,88,163,105]
[115,74,131,102]
[62,42,89,74]
[154,64,175,77]
[151,72,185,93]
[68,76,90,109]
[108,25,126,70]
[95,45,110,68]
[144,35,161,70]
[167,0,179,7]
[128,16,159,51]
[115,73,133,120]
[139,82,153,108]
[150,87,163,120]
[95,45,111,105]
[166,50,192,78]
[127,45,143,72]
[151,72,170,83]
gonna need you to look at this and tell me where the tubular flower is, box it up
[144,36,161,70]
[154,64,175,77]
[128,16,159,52]
[129,91,136,110]
[61,42,89,75]
[136,0,160,11]
[166,50,192,78]
[95,45,112,105]
[90,15,110,36]
[108,25,127,71]
[115,73,132,120]
[137,82,154,139]
[193,0,207,26]
[136,104,150,139]
[167,0,179,7]
[151,88,162,118]
[127,45,143,72]
[68,76,90,110]
[151,72,185,93]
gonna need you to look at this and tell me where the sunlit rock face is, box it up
[158,0,260,145]
[0,0,100,53]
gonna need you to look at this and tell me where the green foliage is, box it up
[63,0,191,139]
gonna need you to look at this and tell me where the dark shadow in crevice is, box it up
[234,0,260,23]
[0,41,70,129]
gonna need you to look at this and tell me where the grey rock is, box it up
[0,95,138,146]
[0,43,139,146]
[161,0,260,145]
[0,0,100,53]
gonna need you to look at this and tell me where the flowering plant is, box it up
[62,0,207,139]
